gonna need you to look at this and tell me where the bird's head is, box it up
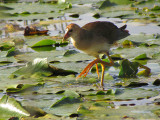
[63,23,80,42]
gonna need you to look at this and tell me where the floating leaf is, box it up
[56,90,80,98]
[110,54,123,60]
[96,91,105,95]
[0,95,30,119]
[153,79,160,86]
[134,53,150,60]
[6,47,21,57]
[11,58,77,78]
[31,39,56,47]
[92,13,101,19]
[119,59,139,78]
[77,105,91,115]
[63,50,79,56]
[122,40,134,48]
[0,41,15,51]
[126,82,148,87]
[31,46,56,52]
[6,82,44,93]
[23,106,46,117]
[151,5,160,11]
[51,96,81,107]
[69,13,79,18]
[152,109,160,117]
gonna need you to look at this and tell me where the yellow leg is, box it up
[100,63,105,87]
[76,52,114,87]
[96,63,100,79]
[76,59,99,80]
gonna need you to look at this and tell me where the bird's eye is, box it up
[69,29,73,32]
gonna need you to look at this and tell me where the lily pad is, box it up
[63,50,79,56]
[0,2,72,20]
[6,82,44,93]
[119,59,139,78]
[11,58,77,78]
[56,90,80,98]
[31,39,56,48]
[0,95,30,119]
[134,53,150,60]
[126,82,148,87]
[6,47,21,57]
[51,96,82,107]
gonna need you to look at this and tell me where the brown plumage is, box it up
[63,21,130,87]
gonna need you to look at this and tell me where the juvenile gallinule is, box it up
[63,21,130,87]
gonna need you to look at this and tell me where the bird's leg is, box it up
[96,63,100,79]
[76,59,100,79]
[100,63,105,87]
[99,52,114,87]
[76,52,114,87]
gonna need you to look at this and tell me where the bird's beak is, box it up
[62,32,70,43]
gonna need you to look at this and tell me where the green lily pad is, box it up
[31,46,56,52]
[31,39,56,48]
[84,88,159,101]
[0,5,13,10]
[134,53,150,60]
[0,2,72,20]
[63,50,79,57]
[51,96,82,107]
[0,41,15,51]
[126,82,148,87]
[6,47,21,57]
[0,95,30,119]
[11,58,77,78]
[119,59,139,78]
[56,90,80,98]
[151,5,160,11]
[6,82,44,93]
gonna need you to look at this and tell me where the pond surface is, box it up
[0,0,160,120]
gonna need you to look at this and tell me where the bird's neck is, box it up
[70,29,92,50]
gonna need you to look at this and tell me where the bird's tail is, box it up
[120,24,127,30]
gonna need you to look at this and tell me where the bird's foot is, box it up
[76,59,99,80]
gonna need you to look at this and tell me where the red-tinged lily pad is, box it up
[0,95,30,119]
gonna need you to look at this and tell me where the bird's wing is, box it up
[82,21,119,43]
